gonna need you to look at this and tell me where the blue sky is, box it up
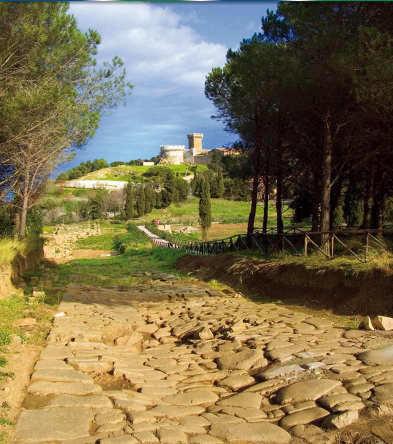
[62,1,277,171]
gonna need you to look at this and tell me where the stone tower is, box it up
[188,133,203,156]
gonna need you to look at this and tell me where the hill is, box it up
[79,164,207,182]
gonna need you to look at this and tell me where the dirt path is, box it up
[11,226,393,443]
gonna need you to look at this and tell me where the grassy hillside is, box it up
[80,164,207,181]
[137,197,292,226]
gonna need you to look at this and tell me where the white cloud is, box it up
[70,3,227,95]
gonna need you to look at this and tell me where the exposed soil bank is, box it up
[0,241,43,299]
[177,254,393,316]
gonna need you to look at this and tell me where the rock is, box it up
[259,364,304,381]
[31,368,92,383]
[199,327,214,340]
[373,383,393,402]
[148,405,205,418]
[162,390,218,406]
[49,394,112,408]
[323,410,359,429]
[133,431,159,443]
[358,345,393,366]
[218,374,255,390]
[359,316,375,331]
[14,407,93,443]
[217,348,266,371]
[189,435,224,444]
[28,380,101,396]
[220,406,267,421]
[372,316,393,331]
[210,421,291,443]
[217,392,262,409]
[275,379,341,404]
[158,427,188,444]
[318,393,361,410]
[280,407,329,428]
[101,437,139,444]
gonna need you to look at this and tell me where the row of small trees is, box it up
[124,171,189,220]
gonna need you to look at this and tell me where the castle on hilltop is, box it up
[160,133,213,165]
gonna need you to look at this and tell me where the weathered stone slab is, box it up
[217,349,266,371]
[210,421,291,443]
[217,392,262,409]
[275,379,341,404]
[28,380,101,396]
[280,407,329,428]
[49,394,112,408]
[15,407,93,443]
[358,345,393,366]
[162,390,218,406]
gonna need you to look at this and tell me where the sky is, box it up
[62,1,277,171]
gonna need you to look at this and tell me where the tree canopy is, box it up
[205,3,393,238]
[0,3,132,237]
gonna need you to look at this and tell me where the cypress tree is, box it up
[136,185,146,217]
[216,170,224,198]
[124,182,135,219]
[144,183,153,213]
[164,171,175,205]
[199,176,212,241]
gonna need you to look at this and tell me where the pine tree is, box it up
[124,182,135,220]
[199,177,212,241]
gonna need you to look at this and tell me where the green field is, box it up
[41,224,184,289]
[137,197,292,226]
[81,164,207,181]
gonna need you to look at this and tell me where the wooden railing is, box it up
[149,225,393,263]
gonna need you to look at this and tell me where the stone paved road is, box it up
[14,274,393,443]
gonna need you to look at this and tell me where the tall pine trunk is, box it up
[320,111,333,252]
[362,168,374,229]
[276,171,283,235]
[262,175,270,235]
[247,146,261,236]
[247,173,259,236]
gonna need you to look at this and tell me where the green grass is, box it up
[46,224,184,289]
[0,240,22,266]
[81,164,207,181]
[137,197,292,226]
[75,221,127,250]
[239,249,393,275]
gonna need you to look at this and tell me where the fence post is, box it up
[330,233,335,258]
[304,234,308,256]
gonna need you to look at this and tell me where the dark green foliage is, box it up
[216,170,225,198]
[163,171,176,205]
[290,190,313,224]
[124,182,135,220]
[199,177,212,240]
[223,178,250,201]
[86,190,109,220]
[135,185,146,217]
[57,159,108,181]
[344,181,363,227]
[144,183,154,213]
[0,206,14,237]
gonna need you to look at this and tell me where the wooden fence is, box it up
[150,226,393,263]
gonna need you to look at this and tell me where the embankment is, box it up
[177,254,393,316]
[0,238,43,299]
